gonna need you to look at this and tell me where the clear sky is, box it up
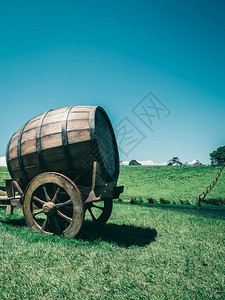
[0,0,224,164]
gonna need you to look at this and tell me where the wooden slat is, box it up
[46,107,67,116]
[22,153,39,167]
[69,141,92,158]
[28,114,42,123]
[68,112,89,120]
[8,146,18,159]
[10,130,20,142]
[8,158,20,169]
[41,122,61,137]
[9,138,18,152]
[67,119,89,131]
[24,118,40,131]
[44,160,67,171]
[68,129,90,144]
[9,169,23,182]
[41,133,62,150]
[21,128,36,143]
[25,166,42,179]
[42,113,65,125]
[21,139,36,155]
[71,106,92,113]
[42,147,65,163]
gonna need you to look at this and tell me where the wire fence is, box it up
[197,165,225,205]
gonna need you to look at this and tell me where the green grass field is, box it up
[2,165,225,205]
[0,204,224,299]
[118,165,225,205]
[0,166,10,186]
[0,166,225,298]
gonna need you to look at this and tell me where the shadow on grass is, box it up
[78,222,157,247]
[0,217,26,227]
[1,217,157,247]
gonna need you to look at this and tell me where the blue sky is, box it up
[0,0,224,164]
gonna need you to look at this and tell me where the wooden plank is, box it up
[67,119,89,131]
[21,139,36,155]
[8,169,23,183]
[41,133,62,150]
[28,114,42,124]
[42,113,65,125]
[44,160,67,171]
[40,121,61,136]
[7,158,19,169]
[71,106,92,113]
[25,165,42,179]
[24,118,40,131]
[22,153,39,166]
[46,107,67,116]
[10,130,20,142]
[13,181,24,196]
[0,197,22,207]
[9,137,18,150]
[42,147,64,163]
[69,142,92,160]
[21,128,36,143]
[8,145,18,159]
[67,129,91,144]
[68,112,89,120]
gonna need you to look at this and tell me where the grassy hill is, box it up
[118,165,225,205]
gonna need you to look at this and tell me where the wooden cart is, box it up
[1,105,123,238]
[0,163,123,238]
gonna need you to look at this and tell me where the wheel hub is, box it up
[43,202,56,216]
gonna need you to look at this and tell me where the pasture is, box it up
[0,166,224,299]
[0,203,224,299]
[2,165,225,206]
[118,165,225,206]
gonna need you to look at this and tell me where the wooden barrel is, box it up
[6,106,119,189]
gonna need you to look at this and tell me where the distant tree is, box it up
[193,160,202,166]
[129,160,141,165]
[210,146,225,165]
[167,157,182,166]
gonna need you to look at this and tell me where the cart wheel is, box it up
[23,172,84,238]
[84,198,113,227]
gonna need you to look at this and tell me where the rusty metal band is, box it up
[36,110,52,172]
[17,123,30,183]
[61,106,74,171]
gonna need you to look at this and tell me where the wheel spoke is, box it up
[32,209,44,217]
[52,186,61,203]
[91,204,104,210]
[88,207,96,221]
[42,216,49,230]
[57,210,72,223]
[55,199,72,208]
[43,185,51,202]
[33,196,46,205]
[52,215,62,234]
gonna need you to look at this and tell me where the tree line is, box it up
[128,145,225,166]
